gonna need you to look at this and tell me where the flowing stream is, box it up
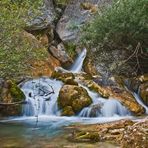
[0,48,147,147]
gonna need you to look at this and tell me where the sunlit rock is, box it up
[58,85,92,115]
[139,82,148,106]
[0,80,25,116]
[52,71,78,85]
[49,43,73,67]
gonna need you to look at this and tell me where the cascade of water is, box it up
[78,97,130,117]
[21,47,140,118]
[133,92,148,114]
[70,48,87,73]
[78,85,130,117]
[21,78,63,116]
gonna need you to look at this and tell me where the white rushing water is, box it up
[133,92,148,114]
[69,48,87,73]
[21,77,130,118]
[78,86,130,117]
[22,78,63,116]
[18,48,147,126]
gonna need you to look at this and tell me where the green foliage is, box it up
[9,80,25,102]
[64,43,77,58]
[81,0,147,51]
[55,0,71,6]
[0,0,47,79]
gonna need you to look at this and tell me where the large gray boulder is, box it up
[56,0,101,43]
[25,0,56,31]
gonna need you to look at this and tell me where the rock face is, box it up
[0,80,25,116]
[68,118,148,148]
[22,31,60,77]
[49,43,73,66]
[26,0,56,31]
[76,74,145,115]
[83,57,97,76]
[52,71,78,85]
[58,85,92,115]
[30,53,60,77]
[56,0,100,43]
[139,82,148,106]
[121,118,148,148]
[68,119,134,142]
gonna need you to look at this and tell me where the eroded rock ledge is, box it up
[67,118,148,148]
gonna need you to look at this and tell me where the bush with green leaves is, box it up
[81,0,147,52]
[0,0,48,79]
[80,0,147,75]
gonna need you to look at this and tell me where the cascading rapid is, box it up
[22,78,63,116]
[21,48,132,118]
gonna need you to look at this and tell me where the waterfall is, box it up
[21,48,139,118]
[133,93,148,114]
[69,48,87,73]
[22,77,130,117]
[21,78,63,116]
[79,99,130,117]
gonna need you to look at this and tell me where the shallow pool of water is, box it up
[0,115,133,148]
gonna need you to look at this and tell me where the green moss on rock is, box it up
[61,106,75,116]
[9,81,25,102]
[58,85,92,116]
[52,71,78,85]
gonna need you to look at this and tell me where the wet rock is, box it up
[124,77,141,92]
[56,0,100,43]
[58,85,92,115]
[0,80,25,116]
[76,76,110,98]
[61,106,75,116]
[108,88,145,115]
[76,74,145,115]
[49,43,73,67]
[83,57,97,77]
[89,104,102,117]
[52,71,78,85]
[121,118,148,148]
[68,119,134,143]
[139,82,148,106]
[0,80,25,103]
[68,118,148,147]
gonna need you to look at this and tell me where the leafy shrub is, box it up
[81,0,147,51]
[80,0,147,75]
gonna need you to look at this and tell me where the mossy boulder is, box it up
[9,81,25,102]
[0,80,25,116]
[52,71,78,85]
[61,106,75,116]
[58,85,92,116]
[83,56,97,77]
[139,82,148,106]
